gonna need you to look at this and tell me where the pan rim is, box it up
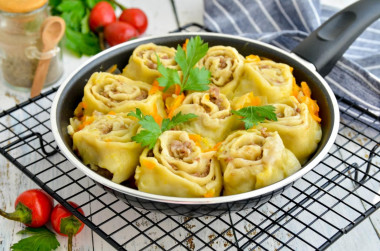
[50,32,340,205]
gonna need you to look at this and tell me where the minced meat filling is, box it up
[209,86,224,110]
[170,140,193,159]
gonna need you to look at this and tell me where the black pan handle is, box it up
[292,0,380,77]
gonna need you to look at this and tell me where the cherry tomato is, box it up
[0,189,53,227]
[119,8,148,34]
[89,1,116,32]
[104,21,138,46]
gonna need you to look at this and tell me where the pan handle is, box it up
[291,0,380,77]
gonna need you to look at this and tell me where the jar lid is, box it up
[0,0,47,13]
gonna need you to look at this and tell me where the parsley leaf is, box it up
[161,112,198,131]
[49,0,115,56]
[157,58,181,92]
[128,109,198,149]
[157,36,211,93]
[232,106,278,129]
[184,67,211,92]
[11,226,60,251]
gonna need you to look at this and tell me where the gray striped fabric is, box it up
[204,0,380,116]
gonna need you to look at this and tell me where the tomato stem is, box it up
[110,0,127,10]
[0,203,32,224]
[98,31,105,51]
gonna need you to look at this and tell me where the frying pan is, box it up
[51,0,380,216]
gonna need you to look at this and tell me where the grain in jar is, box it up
[0,0,63,90]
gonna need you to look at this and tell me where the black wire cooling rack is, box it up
[1,26,380,251]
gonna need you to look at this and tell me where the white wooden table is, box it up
[0,0,379,250]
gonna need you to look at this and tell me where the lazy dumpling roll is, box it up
[217,129,301,196]
[173,87,241,143]
[82,72,165,117]
[122,43,179,84]
[257,96,322,164]
[72,113,142,184]
[196,46,244,98]
[135,130,223,198]
[235,59,293,103]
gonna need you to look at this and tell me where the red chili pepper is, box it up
[51,201,85,251]
[0,189,53,227]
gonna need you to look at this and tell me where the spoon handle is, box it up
[30,52,52,98]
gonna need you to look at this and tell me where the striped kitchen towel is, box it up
[203,0,380,118]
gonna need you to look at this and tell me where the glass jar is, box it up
[0,3,63,91]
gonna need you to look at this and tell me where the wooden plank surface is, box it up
[0,0,379,250]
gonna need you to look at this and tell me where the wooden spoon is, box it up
[30,16,65,98]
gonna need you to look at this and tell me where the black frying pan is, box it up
[51,0,380,216]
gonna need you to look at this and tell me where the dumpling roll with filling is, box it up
[122,43,179,84]
[135,130,223,198]
[257,96,322,164]
[217,129,301,195]
[71,113,143,184]
[172,87,241,143]
[82,72,166,118]
[235,59,293,103]
[196,46,244,98]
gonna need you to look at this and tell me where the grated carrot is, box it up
[149,80,164,95]
[106,64,118,74]
[204,94,210,101]
[167,93,185,118]
[245,54,261,62]
[204,191,214,198]
[161,84,181,100]
[151,104,163,125]
[142,159,156,170]
[301,96,321,123]
[292,78,301,98]
[301,81,311,97]
[74,102,87,117]
[234,92,261,110]
[189,134,202,148]
[248,92,261,106]
[182,38,189,51]
[107,111,116,115]
[204,141,223,152]
[293,80,321,123]
[77,116,95,131]
[174,84,181,95]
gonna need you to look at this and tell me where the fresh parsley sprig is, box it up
[11,226,60,251]
[157,36,211,93]
[232,105,278,129]
[128,108,198,149]
[49,0,116,56]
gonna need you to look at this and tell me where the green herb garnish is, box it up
[49,0,115,56]
[11,226,60,251]
[157,36,211,93]
[128,108,198,149]
[232,106,278,129]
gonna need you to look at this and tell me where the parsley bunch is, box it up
[232,106,278,129]
[157,36,211,94]
[49,0,114,56]
[11,227,60,251]
[128,108,198,149]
